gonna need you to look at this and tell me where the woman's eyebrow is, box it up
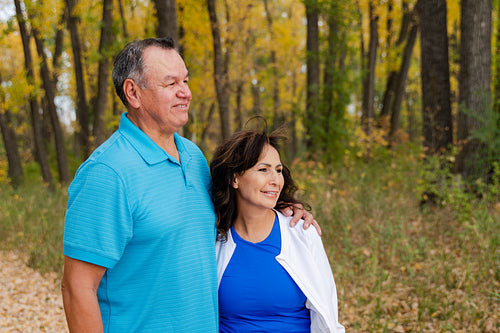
[256,162,282,167]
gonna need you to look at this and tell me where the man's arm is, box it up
[61,256,107,333]
[280,204,321,235]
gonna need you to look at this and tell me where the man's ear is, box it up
[123,78,140,108]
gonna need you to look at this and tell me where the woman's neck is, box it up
[233,209,276,243]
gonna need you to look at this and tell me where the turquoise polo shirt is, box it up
[64,112,218,332]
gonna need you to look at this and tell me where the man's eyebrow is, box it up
[163,72,190,81]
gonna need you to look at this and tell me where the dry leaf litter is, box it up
[0,251,67,332]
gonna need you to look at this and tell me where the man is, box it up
[61,37,316,332]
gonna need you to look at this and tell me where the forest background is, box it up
[0,0,499,331]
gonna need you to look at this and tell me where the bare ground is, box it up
[0,251,67,332]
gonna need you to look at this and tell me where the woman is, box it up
[211,128,345,333]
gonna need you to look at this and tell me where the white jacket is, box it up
[215,211,345,333]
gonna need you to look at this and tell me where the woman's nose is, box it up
[269,170,278,182]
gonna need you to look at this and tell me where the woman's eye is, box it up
[277,169,283,174]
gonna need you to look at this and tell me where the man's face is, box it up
[135,46,192,134]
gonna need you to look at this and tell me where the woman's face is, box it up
[233,144,284,212]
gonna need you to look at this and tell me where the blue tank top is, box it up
[218,215,311,332]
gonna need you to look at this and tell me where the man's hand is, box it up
[281,204,321,236]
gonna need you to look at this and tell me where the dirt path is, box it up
[0,251,67,332]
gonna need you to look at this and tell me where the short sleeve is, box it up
[63,162,133,268]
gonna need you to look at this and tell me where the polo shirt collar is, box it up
[118,112,190,166]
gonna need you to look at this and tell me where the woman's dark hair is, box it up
[112,37,177,106]
[210,127,309,240]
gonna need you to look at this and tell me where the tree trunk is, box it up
[251,83,261,117]
[14,0,53,186]
[406,92,416,142]
[417,0,453,155]
[32,28,70,183]
[495,0,500,116]
[206,0,231,140]
[361,1,378,136]
[389,17,419,142]
[92,0,113,147]
[263,0,281,129]
[117,0,129,39]
[235,81,244,131]
[288,68,299,159]
[323,13,338,136]
[379,0,409,124]
[178,3,185,54]
[322,1,349,162]
[0,105,24,185]
[456,0,492,180]
[52,10,66,85]
[305,0,320,150]
[66,0,90,159]
[153,0,178,42]
[200,102,216,143]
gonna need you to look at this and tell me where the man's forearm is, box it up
[62,287,104,333]
[61,256,106,333]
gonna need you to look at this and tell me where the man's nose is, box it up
[178,82,191,98]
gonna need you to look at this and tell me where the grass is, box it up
[0,182,67,275]
[1,143,499,331]
[292,143,499,332]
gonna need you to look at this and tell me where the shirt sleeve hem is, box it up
[64,245,118,269]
